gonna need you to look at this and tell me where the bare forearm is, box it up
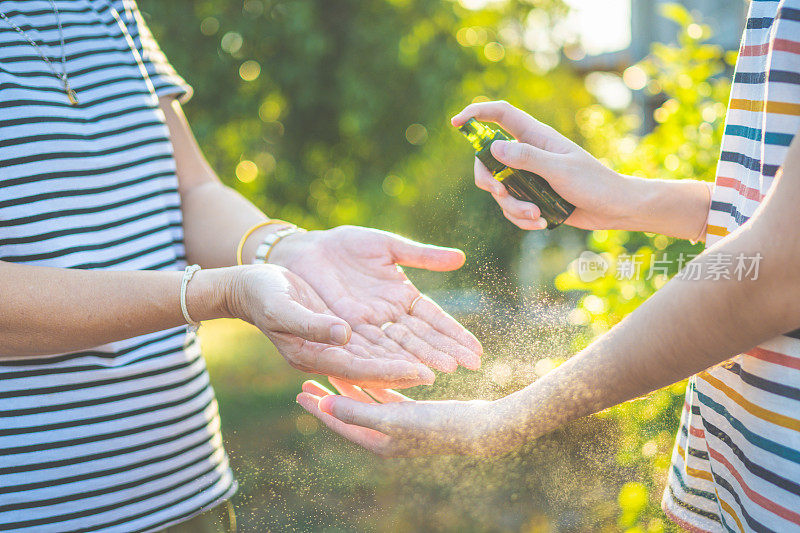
[181,181,277,267]
[501,171,798,441]
[615,176,712,241]
[0,262,231,357]
[161,97,282,268]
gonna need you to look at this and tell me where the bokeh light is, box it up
[382,174,405,197]
[483,41,505,62]
[622,65,647,91]
[221,31,243,54]
[239,60,261,81]
[404,123,428,145]
[235,160,258,183]
[243,0,264,16]
[200,17,219,36]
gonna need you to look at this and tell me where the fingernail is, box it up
[331,324,349,345]
[319,396,336,415]
[535,219,548,230]
[527,208,537,220]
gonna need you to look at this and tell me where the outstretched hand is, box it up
[270,225,483,388]
[296,378,520,457]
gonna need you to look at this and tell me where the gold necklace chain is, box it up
[0,0,78,105]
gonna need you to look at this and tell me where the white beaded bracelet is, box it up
[180,264,202,332]
[253,226,306,264]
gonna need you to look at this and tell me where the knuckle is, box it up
[400,284,418,303]
[393,326,412,344]
[409,319,431,336]
[510,144,531,164]
[292,346,313,367]
[340,361,355,382]
[340,405,356,423]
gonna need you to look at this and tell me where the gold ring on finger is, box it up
[408,294,424,315]
[380,321,394,331]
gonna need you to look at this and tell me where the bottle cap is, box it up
[458,118,509,174]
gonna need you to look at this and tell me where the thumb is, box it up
[491,140,555,177]
[387,235,466,271]
[319,395,387,431]
[277,302,352,345]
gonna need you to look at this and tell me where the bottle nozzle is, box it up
[458,117,487,139]
[456,117,507,173]
[458,118,495,151]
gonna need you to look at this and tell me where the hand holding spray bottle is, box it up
[457,118,575,228]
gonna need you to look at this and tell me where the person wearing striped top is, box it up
[298,2,800,531]
[0,1,484,531]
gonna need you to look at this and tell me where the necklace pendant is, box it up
[64,80,78,105]
[63,79,78,105]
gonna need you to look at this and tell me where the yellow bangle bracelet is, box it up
[235,219,292,266]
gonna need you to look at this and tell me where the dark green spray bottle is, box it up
[458,118,575,228]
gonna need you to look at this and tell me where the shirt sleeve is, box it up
[126,4,193,103]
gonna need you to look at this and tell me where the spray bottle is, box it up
[458,118,575,228]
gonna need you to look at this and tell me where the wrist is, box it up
[266,229,321,269]
[185,267,237,322]
[486,395,532,453]
[616,177,712,239]
[603,174,655,231]
[572,167,644,231]
[239,223,291,264]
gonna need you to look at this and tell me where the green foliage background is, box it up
[138,1,732,531]
[141,0,590,286]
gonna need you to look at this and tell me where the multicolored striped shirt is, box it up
[662,1,800,531]
[0,1,235,531]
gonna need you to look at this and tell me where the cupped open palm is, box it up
[269,225,483,387]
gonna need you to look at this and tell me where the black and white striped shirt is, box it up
[0,1,235,531]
